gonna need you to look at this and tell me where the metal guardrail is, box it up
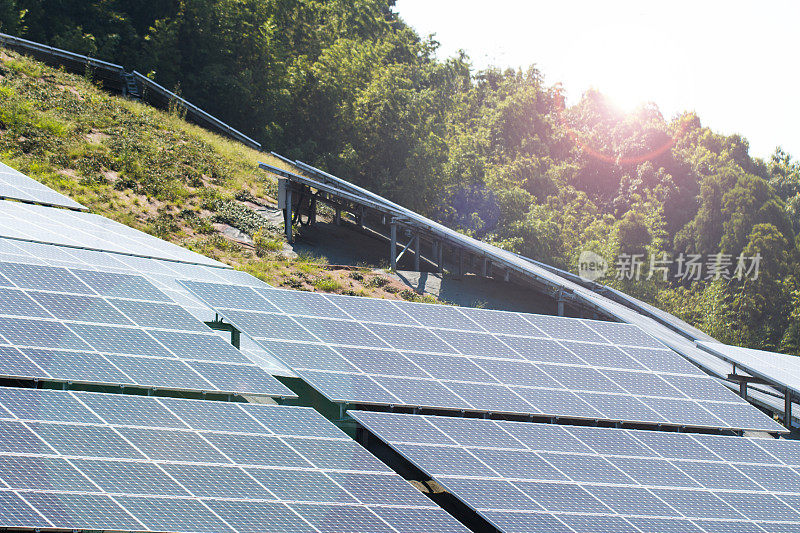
[0,32,263,150]
[0,32,125,91]
[132,72,262,151]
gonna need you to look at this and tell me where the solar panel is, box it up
[352,411,800,533]
[0,260,293,397]
[0,237,291,375]
[699,341,800,400]
[0,162,85,210]
[0,199,218,265]
[181,282,783,432]
[0,388,469,533]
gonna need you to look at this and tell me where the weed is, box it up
[314,276,343,292]
[365,275,389,288]
[235,189,256,202]
[213,200,268,236]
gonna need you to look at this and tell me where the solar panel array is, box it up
[0,260,293,397]
[0,162,85,211]
[0,387,469,533]
[181,282,781,432]
[0,200,221,266]
[353,411,800,533]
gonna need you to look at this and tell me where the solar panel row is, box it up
[0,200,221,266]
[181,282,782,432]
[0,387,469,533]
[0,261,292,397]
[0,162,85,210]
[352,411,800,533]
[0,234,293,375]
[699,342,800,399]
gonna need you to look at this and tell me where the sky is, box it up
[394,0,798,160]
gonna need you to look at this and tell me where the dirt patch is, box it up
[57,168,79,180]
[85,130,109,144]
[102,169,120,182]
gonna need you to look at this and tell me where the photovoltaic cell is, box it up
[23,492,143,530]
[205,500,314,533]
[183,282,782,431]
[0,200,222,266]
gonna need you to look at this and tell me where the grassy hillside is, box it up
[0,47,430,301]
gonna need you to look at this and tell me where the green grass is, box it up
[0,46,446,304]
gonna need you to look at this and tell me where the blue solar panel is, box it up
[0,388,469,533]
[0,260,294,398]
[352,411,800,533]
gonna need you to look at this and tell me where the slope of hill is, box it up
[0,46,422,300]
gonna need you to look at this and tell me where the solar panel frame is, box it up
[0,161,86,210]
[0,200,222,266]
[0,212,291,376]
[699,341,800,401]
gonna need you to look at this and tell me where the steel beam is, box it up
[390,222,397,270]
[285,187,293,243]
[413,233,420,271]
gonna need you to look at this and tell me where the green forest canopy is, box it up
[1,0,800,353]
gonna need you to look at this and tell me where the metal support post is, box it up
[556,291,565,317]
[335,208,341,226]
[785,389,792,427]
[285,187,293,243]
[389,221,397,271]
[504,270,510,282]
[413,233,420,271]
[481,258,489,277]
[457,248,464,278]
[437,242,444,273]
[358,206,365,228]
[231,328,240,350]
